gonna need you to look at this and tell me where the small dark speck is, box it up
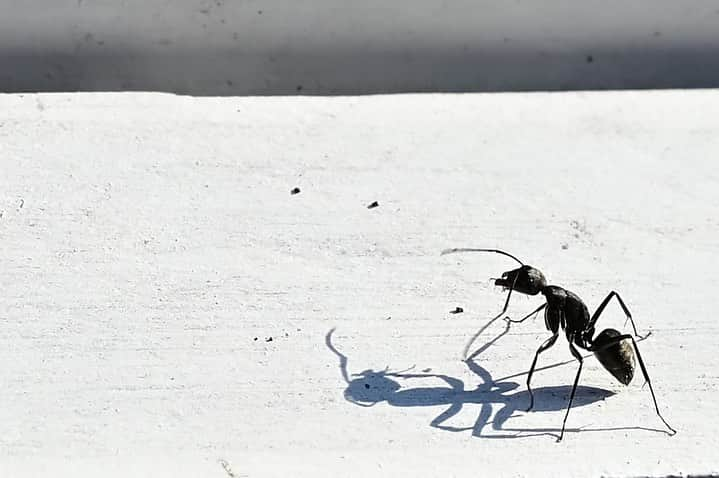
[253,337,258,341]
[386,316,392,320]
[422,368,431,373]
[364,383,370,389]
[266,337,273,342]
[367,201,379,209]
[226,80,234,86]
[586,55,594,63]
[561,243,569,250]
[18,198,24,209]
[290,187,301,195]
[257,9,263,14]
[653,31,662,37]
[450,307,464,314]
[296,85,303,91]
[284,332,289,337]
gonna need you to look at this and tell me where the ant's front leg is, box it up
[462,274,520,360]
[505,303,547,324]
[589,291,649,339]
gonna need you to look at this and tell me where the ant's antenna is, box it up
[440,248,525,266]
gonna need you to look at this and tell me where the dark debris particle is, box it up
[296,85,303,91]
[266,337,273,342]
[450,307,464,314]
[253,337,258,341]
[290,187,301,195]
[586,55,594,63]
[367,201,379,209]
[364,383,370,389]
[561,243,569,250]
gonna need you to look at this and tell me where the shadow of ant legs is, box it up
[462,311,506,360]
[461,320,661,439]
[464,354,663,440]
[326,322,662,440]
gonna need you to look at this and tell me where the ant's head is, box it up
[592,329,635,386]
[494,265,547,296]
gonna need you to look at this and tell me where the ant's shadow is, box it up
[326,320,662,439]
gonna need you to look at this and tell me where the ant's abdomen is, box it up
[593,329,635,385]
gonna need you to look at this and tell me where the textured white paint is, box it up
[0,90,717,476]
[2,1,719,93]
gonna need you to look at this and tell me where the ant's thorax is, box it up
[540,284,567,300]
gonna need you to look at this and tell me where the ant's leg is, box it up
[592,334,676,435]
[525,333,559,412]
[558,342,584,442]
[462,274,520,360]
[589,291,648,339]
[505,303,547,324]
[499,281,515,315]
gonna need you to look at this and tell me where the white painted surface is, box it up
[2,1,719,94]
[0,90,718,476]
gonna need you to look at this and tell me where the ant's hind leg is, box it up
[589,291,649,339]
[591,334,676,435]
[525,333,559,412]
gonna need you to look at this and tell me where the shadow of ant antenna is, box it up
[326,327,351,384]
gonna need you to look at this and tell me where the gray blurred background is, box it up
[2,0,719,95]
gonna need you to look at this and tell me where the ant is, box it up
[441,247,676,441]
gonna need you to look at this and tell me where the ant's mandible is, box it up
[441,247,676,441]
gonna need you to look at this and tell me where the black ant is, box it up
[441,247,676,441]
